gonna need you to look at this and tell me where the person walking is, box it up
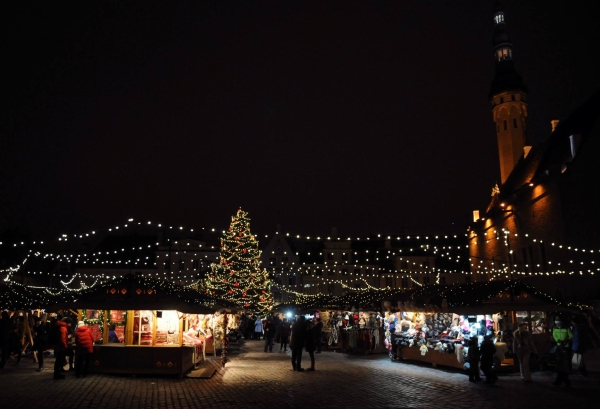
[552,317,573,387]
[0,311,13,369]
[74,321,94,378]
[53,318,69,380]
[263,318,276,352]
[33,317,48,372]
[290,316,306,371]
[467,337,481,382]
[279,318,291,352]
[305,319,317,371]
[254,316,263,341]
[514,322,537,383]
[571,316,590,376]
[480,335,497,384]
[314,318,323,354]
[246,315,255,340]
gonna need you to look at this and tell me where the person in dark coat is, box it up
[305,319,317,371]
[314,318,323,353]
[571,316,591,376]
[467,337,481,382]
[74,321,94,378]
[480,335,497,384]
[53,318,69,380]
[263,318,276,352]
[279,318,291,352]
[33,317,49,372]
[0,311,13,369]
[108,325,119,343]
[290,316,306,371]
[246,316,255,340]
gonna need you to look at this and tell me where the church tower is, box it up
[490,2,528,184]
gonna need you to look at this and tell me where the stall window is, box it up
[108,310,126,343]
[515,311,530,330]
[530,311,546,334]
[133,310,154,346]
[155,310,181,345]
[83,309,104,344]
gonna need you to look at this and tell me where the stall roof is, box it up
[276,280,589,314]
[0,281,73,311]
[47,274,235,314]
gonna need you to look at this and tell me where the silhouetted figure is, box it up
[290,316,306,371]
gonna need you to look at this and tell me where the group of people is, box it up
[466,315,593,387]
[290,316,323,372]
[239,313,324,371]
[0,311,95,380]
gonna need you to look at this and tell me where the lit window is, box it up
[494,13,504,24]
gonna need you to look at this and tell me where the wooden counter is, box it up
[90,345,194,378]
[399,346,464,369]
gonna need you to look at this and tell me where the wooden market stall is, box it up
[381,280,586,371]
[49,274,223,378]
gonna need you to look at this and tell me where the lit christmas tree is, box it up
[206,209,272,313]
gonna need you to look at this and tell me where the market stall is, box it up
[381,281,586,371]
[49,274,224,378]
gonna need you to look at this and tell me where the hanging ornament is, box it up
[235,282,239,287]
[242,292,246,297]
[228,290,233,295]
[262,290,265,294]
[239,233,243,237]
[243,249,247,253]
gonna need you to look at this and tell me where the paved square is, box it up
[0,340,597,408]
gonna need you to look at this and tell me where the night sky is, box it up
[4,0,600,241]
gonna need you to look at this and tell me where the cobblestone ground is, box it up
[1,340,598,409]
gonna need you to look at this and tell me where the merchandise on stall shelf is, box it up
[384,311,502,361]
[315,310,383,353]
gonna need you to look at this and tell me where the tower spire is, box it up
[489,1,529,184]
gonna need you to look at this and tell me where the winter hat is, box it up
[77,321,85,327]
[62,317,73,324]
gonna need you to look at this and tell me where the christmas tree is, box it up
[206,208,273,313]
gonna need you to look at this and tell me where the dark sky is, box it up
[3,0,600,241]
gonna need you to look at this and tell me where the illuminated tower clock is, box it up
[489,2,529,184]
